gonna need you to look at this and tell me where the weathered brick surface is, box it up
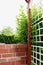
[5,44,11,49]
[0,55,1,58]
[16,52,26,56]
[0,49,9,53]
[0,61,15,65]
[0,43,27,65]
[0,44,5,49]
[2,53,15,58]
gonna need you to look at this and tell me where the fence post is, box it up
[27,7,31,65]
[25,0,31,65]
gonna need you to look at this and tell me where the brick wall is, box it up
[0,43,27,65]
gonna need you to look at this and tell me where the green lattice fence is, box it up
[31,2,43,65]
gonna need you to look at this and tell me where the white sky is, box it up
[0,0,43,32]
[0,0,27,32]
[29,0,43,8]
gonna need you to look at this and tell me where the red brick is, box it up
[0,44,27,65]
[5,44,11,49]
[12,61,15,65]
[1,61,15,65]
[11,44,17,48]
[21,57,27,60]
[9,48,17,53]
[9,47,27,53]
[15,59,26,65]
[0,58,7,62]
[15,61,22,65]
[2,53,15,58]
[16,52,25,56]
[17,44,27,48]
[0,44,5,49]
[0,55,1,58]
[9,57,21,61]
[0,49,9,53]
[17,48,27,52]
